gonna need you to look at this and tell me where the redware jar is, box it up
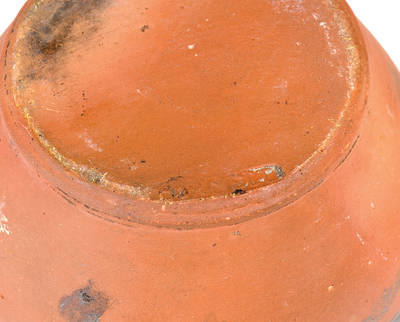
[0,0,399,321]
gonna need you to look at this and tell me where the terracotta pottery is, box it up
[0,0,399,320]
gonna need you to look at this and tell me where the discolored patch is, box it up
[59,281,109,322]
[363,271,400,322]
[392,311,400,322]
[17,0,111,81]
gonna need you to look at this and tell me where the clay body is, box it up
[0,0,400,321]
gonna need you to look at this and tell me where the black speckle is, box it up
[233,189,247,195]
[141,25,149,32]
[140,160,146,164]
[212,243,217,247]
[82,91,88,101]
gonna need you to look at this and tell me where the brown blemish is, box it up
[59,281,109,322]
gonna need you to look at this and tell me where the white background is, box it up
[0,0,399,69]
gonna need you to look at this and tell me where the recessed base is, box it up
[10,0,363,201]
